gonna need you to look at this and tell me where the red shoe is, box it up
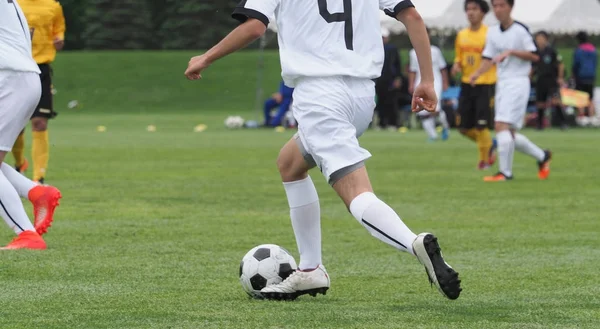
[483,172,513,182]
[15,159,29,174]
[28,185,62,235]
[538,150,552,180]
[0,231,46,250]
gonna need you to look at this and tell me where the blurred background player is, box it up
[375,28,402,131]
[0,0,62,250]
[470,0,551,182]
[12,0,66,184]
[452,0,497,169]
[263,80,294,127]
[572,31,597,118]
[408,31,450,141]
[533,31,567,130]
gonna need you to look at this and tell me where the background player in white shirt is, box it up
[185,0,462,301]
[0,0,62,250]
[409,38,450,141]
[470,0,552,182]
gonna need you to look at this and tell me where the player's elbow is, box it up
[396,7,423,25]
[245,19,267,39]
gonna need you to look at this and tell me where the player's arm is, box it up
[557,53,565,85]
[509,31,539,62]
[185,0,277,80]
[452,33,462,76]
[53,2,66,50]
[396,8,433,85]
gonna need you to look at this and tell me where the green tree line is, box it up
[59,0,243,50]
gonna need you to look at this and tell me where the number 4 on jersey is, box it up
[318,0,353,51]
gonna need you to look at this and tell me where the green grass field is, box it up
[1,52,599,329]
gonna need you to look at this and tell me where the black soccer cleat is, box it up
[413,233,462,300]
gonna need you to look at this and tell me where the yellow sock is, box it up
[463,128,479,142]
[477,128,493,163]
[32,130,49,181]
[12,132,26,167]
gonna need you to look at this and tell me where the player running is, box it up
[0,0,62,250]
[185,0,461,300]
[408,36,451,141]
[12,0,66,184]
[470,0,552,182]
[453,0,497,170]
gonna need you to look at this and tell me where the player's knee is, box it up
[276,151,306,182]
[31,118,48,131]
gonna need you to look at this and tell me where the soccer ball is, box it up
[239,244,297,299]
[225,116,245,129]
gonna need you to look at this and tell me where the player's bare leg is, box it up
[333,165,461,300]
[0,151,46,250]
[261,137,330,300]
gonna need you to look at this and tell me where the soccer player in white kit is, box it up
[409,42,451,141]
[470,0,552,182]
[0,0,62,250]
[185,0,462,300]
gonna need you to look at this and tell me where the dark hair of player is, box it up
[491,0,514,7]
[536,31,549,39]
[464,0,490,14]
[576,31,589,44]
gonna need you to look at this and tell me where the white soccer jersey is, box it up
[232,0,415,87]
[0,0,39,73]
[409,46,447,89]
[482,22,536,80]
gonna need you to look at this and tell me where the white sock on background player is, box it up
[438,111,450,129]
[421,117,438,139]
[349,192,417,255]
[0,163,36,198]
[0,171,35,234]
[283,176,322,270]
[514,133,545,162]
[496,130,515,177]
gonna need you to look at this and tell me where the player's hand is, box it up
[469,73,479,86]
[557,78,566,88]
[272,93,283,103]
[411,83,437,113]
[451,63,462,77]
[185,55,210,80]
[393,78,402,89]
[53,38,64,51]
[493,50,512,64]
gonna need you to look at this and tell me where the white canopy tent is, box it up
[270,0,600,35]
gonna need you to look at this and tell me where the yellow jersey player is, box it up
[12,0,65,184]
[452,0,497,170]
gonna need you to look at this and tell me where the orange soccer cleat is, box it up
[16,159,29,174]
[28,185,62,235]
[538,150,552,180]
[1,231,46,250]
[483,172,513,182]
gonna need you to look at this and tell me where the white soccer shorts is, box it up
[0,71,41,152]
[293,76,375,183]
[494,78,530,130]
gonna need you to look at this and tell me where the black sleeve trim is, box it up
[482,56,492,60]
[384,0,415,19]
[232,7,269,27]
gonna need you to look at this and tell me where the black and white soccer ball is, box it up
[239,244,297,299]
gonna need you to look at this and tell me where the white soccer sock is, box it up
[349,192,417,255]
[283,176,322,270]
[421,117,438,139]
[438,111,450,129]
[514,133,545,162]
[0,171,35,234]
[0,163,36,198]
[496,130,515,177]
